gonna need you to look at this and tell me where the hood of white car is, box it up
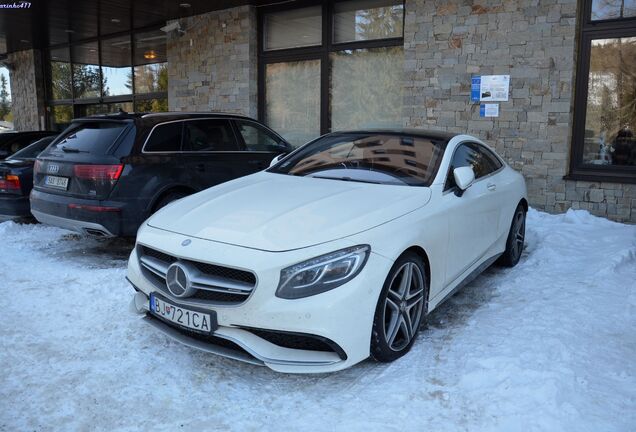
[148,172,431,252]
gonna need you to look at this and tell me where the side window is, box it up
[145,122,183,152]
[236,120,287,152]
[445,143,501,190]
[183,119,238,152]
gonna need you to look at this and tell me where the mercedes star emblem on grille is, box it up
[166,263,196,298]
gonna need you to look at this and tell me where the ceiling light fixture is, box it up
[64,29,75,33]
[111,18,121,23]
[179,3,191,8]
[144,50,157,60]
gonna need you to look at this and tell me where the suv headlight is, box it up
[276,245,370,299]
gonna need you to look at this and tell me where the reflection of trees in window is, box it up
[135,98,168,112]
[72,64,103,99]
[265,60,321,146]
[355,5,403,40]
[587,37,636,144]
[331,47,403,130]
[131,63,168,94]
[592,0,636,20]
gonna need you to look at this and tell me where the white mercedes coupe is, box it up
[127,130,527,373]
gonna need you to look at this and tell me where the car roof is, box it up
[73,111,256,123]
[327,128,458,142]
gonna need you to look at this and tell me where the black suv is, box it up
[31,112,291,237]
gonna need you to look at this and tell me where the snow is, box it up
[1,209,635,432]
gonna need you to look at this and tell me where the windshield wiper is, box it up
[310,175,384,184]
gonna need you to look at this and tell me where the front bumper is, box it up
[127,224,394,373]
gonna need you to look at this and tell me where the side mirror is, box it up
[269,153,286,168]
[453,166,475,196]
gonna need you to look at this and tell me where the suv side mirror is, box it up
[269,153,286,168]
[453,166,475,196]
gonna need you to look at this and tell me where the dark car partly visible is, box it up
[0,131,57,159]
[0,136,57,219]
[30,112,291,237]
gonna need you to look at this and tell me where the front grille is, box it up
[138,245,256,305]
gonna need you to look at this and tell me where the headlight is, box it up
[276,245,370,299]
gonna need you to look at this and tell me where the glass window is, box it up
[591,0,636,20]
[50,121,128,155]
[72,42,101,99]
[101,35,132,97]
[182,120,238,152]
[10,136,56,160]
[333,0,404,43]
[445,144,499,190]
[49,105,73,131]
[331,47,403,130]
[50,47,73,100]
[135,98,168,113]
[264,6,322,51]
[134,30,168,93]
[265,60,321,147]
[0,66,11,123]
[581,36,636,167]
[236,120,288,152]
[144,122,183,153]
[271,133,445,186]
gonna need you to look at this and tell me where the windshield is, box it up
[270,133,447,186]
[9,136,56,160]
[50,121,128,155]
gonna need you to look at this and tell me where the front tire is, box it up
[371,252,427,363]
[498,204,526,267]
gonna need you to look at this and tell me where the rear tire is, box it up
[153,191,188,213]
[371,252,427,363]
[497,204,526,267]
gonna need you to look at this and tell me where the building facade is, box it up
[2,0,635,222]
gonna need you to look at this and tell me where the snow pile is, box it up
[0,209,634,432]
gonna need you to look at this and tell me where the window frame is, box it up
[45,17,169,130]
[257,0,405,138]
[568,1,636,184]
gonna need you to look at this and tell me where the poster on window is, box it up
[479,75,510,102]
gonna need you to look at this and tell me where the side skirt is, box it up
[428,253,502,311]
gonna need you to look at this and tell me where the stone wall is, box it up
[7,49,46,131]
[402,0,636,223]
[166,5,257,118]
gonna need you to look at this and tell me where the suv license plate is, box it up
[44,175,69,190]
[150,293,215,333]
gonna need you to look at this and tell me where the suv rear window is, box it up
[51,121,128,155]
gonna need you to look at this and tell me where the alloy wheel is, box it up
[511,210,525,261]
[382,262,425,352]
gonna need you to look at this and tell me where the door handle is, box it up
[487,183,496,191]
[195,163,205,172]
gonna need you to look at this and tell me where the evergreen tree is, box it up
[0,73,10,120]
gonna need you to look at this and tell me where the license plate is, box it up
[44,175,69,190]
[150,293,215,333]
